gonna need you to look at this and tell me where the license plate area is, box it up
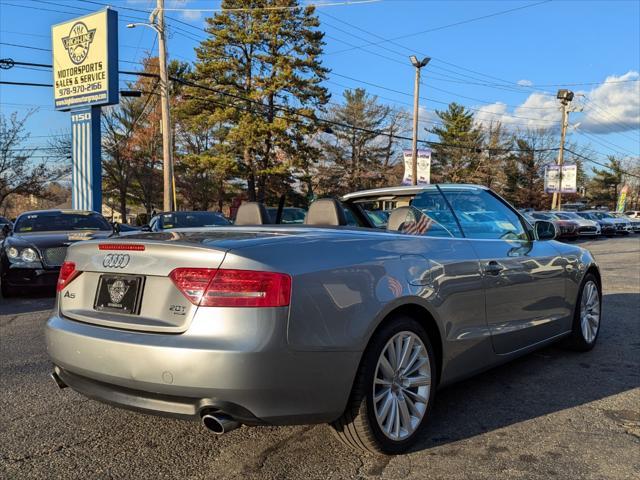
[94,274,145,315]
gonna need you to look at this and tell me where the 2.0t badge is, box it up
[103,253,130,268]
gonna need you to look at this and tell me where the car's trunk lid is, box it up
[57,232,252,333]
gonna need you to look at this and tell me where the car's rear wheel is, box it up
[331,316,436,454]
[563,273,601,351]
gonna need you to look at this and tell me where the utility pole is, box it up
[156,0,173,211]
[409,56,430,185]
[552,89,574,211]
[127,1,174,211]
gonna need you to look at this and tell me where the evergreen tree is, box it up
[587,156,624,208]
[317,88,403,195]
[185,0,329,203]
[428,103,484,183]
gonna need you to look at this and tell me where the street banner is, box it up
[402,149,431,185]
[560,164,577,193]
[545,164,577,193]
[544,165,560,193]
[617,185,629,212]
[52,9,119,110]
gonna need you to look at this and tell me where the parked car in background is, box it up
[47,184,602,454]
[145,211,231,232]
[0,216,12,237]
[526,212,579,240]
[588,211,632,235]
[554,211,601,237]
[1,210,114,297]
[625,210,640,219]
[575,211,617,237]
[266,207,307,224]
[610,212,640,233]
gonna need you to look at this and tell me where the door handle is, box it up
[484,261,504,275]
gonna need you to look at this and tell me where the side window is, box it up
[443,189,528,240]
[410,189,463,238]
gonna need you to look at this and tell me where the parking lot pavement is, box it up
[1,236,638,480]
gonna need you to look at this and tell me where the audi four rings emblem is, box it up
[102,253,130,268]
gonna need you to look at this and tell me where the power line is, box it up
[564,148,640,179]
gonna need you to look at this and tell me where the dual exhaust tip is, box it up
[201,412,240,435]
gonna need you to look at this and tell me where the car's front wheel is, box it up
[331,316,436,454]
[563,273,602,351]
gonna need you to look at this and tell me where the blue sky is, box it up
[1,0,639,165]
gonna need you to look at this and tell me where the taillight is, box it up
[57,261,80,292]
[169,268,291,307]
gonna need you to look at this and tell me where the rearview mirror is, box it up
[534,220,557,241]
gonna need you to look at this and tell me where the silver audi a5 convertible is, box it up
[46,185,602,454]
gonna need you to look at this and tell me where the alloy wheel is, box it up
[580,280,600,344]
[373,331,431,441]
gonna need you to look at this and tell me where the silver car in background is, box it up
[46,185,602,454]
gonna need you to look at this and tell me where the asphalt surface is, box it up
[1,236,639,480]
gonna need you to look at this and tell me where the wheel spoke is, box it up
[403,387,428,405]
[404,374,431,388]
[398,335,414,371]
[386,340,398,371]
[378,355,395,380]
[374,387,390,403]
[398,395,412,433]
[404,356,428,377]
[377,391,393,424]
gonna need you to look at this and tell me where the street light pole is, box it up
[127,0,174,212]
[409,56,430,186]
[552,89,574,211]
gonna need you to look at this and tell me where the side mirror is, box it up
[141,224,152,232]
[534,220,557,241]
[1,224,11,237]
[111,222,121,235]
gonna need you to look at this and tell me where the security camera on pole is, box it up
[409,55,430,186]
[552,89,574,211]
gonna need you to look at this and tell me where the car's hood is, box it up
[7,230,113,248]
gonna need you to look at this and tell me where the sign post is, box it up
[52,9,119,211]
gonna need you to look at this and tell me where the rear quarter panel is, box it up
[223,230,490,384]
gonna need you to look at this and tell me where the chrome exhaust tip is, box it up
[50,371,68,389]
[201,412,240,435]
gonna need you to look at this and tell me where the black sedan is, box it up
[1,210,114,297]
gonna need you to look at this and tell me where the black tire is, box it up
[562,273,602,351]
[331,316,437,454]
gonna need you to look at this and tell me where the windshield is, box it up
[14,211,112,233]
[0,216,9,225]
[159,212,230,229]
[577,212,595,220]
[531,212,554,220]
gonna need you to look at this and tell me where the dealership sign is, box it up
[52,9,119,212]
[52,9,118,111]
[544,164,577,194]
[402,149,431,185]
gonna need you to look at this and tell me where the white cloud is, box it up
[579,71,640,134]
[474,92,560,131]
[473,71,640,135]
[517,79,533,87]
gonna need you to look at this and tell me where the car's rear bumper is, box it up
[45,313,361,425]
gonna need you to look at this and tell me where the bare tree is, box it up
[0,111,68,210]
